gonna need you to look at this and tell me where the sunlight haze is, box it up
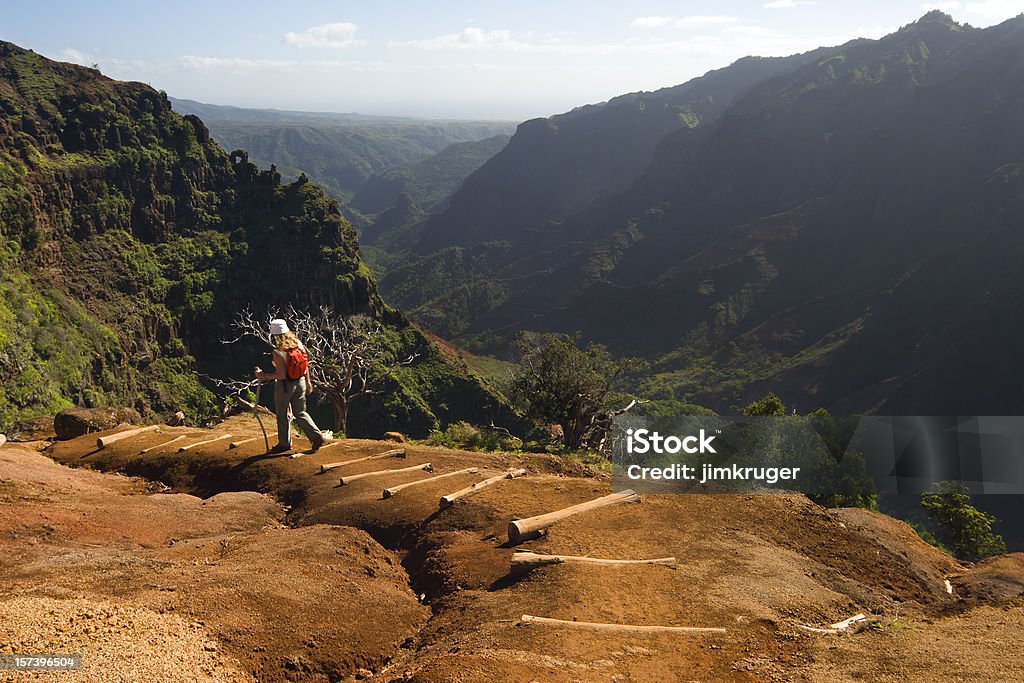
[3,1,1023,119]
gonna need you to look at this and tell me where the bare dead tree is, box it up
[587,399,644,454]
[202,373,261,415]
[200,373,271,448]
[224,306,418,435]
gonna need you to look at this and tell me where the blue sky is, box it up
[2,1,1022,120]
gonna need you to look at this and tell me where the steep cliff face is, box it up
[379,50,830,337]
[0,42,510,435]
[375,13,1024,414]
[414,51,827,254]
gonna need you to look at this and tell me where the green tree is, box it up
[733,398,876,509]
[742,393,786,416]
[510,333,623,450]
[921,481,1006,561]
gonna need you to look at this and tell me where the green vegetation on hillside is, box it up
[0,42,514,436]
[169,98,515,203]
[351,134,509,214]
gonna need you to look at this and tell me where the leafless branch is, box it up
[486,422,516,438]
[218,305,421,433]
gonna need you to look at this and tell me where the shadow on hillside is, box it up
[229,452,290,473]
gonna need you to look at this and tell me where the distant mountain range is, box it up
[169,97,514,204]
[377,11,1024,415]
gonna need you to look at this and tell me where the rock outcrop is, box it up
[54,407,143,440]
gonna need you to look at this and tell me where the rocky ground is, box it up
[1,417,1022,681]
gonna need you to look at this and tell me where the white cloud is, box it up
[764,0,817,8]
[964,0,1024,20]
[631,15,739,29]
[283,22,363,49]
[178,56,391,73]
[61,48,112,67]
[674,15,740,28]
[921,0,1024,23]
[393,27,521,50]
[61,48,91,64]
[631,16,674,29]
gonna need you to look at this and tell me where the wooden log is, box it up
[830,614,867,630]
[177,433,232,452]
[140,434,188,454]
[439,468,527,509]
[519,615,725,634]
[383,467,479,499]
[339,462,432,486]
[320,448,406,473]
[796,613,867,635]
[510,551,676,575]
[229,436,263,449]
[507,490,639,544]
[0,434,6,447]
[97,425,161,449]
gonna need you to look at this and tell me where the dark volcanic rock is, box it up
[54,407,143,440]
[10,416,56,442]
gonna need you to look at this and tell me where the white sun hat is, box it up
[269,319,290,336]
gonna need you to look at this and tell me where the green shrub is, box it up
[425,420,522,452]
[921,481,1006,562]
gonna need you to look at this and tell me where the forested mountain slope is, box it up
[0,42,512,435]
[380,12,1024,414]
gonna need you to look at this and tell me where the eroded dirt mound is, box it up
[25,421,1024,681]
[951,553,1024,606]
[0,444,426,681]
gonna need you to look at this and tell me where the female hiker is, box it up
[255,319,330,455]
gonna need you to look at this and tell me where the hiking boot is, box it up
[268,444,291,455]
[310,433,333,453]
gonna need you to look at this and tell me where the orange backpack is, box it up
[285,346,309,380]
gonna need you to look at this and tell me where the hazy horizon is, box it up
[3,1,1023,120]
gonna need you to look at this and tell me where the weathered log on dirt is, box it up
[177,433,232,452]
[339,462,432,486]
[0,434,6,447]
[507,489,639,544]
[96,425,161,449]
[320,449,406,473]
[510,551,676,575]
[519,615,725,634]
[439,468,527,509]
[797,613,867,634]
[140,434,188,454]
[382,467,479,499]
[229,436,263,449]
